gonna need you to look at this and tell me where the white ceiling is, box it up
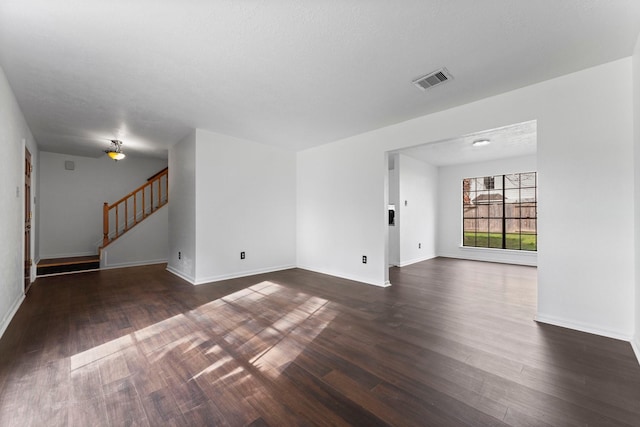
[398,120,537,167]
[1,1,639,159]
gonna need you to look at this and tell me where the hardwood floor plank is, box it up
[166,377,209,413]
[68,396,109,427]
[98,352,131,386]
[103,377,149,426]
[244,388,306,427]
[322,368,444,426]
[246,417,271,427]
[70,363,103,403]
[140,389,188,426]
[281,362,390,427]
[181,402,231,427]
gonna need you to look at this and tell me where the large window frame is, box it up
[462,172,537,251]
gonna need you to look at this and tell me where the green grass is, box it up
[463,232,537,251]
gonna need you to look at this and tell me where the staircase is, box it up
[37,168,169,277]
[37,255,100,276]
[101,167,168,249]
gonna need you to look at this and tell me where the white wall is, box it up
[297,58,635,338]
[193,129,296,284]
[38,152,167,258]
[167,131,197,282]
[397,154,437,266]
[298,139,388,286]
[535,61,633,339]
[437,155,537,266]
[633,34,640,360]
[101,205,168,269]
[0,65,38,337]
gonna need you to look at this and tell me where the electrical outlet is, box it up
[178,251,181,260]
[241,251,245,260]
[362,255,367,264]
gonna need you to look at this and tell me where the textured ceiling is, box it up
[398,120,537,167]
[1,1,639,159]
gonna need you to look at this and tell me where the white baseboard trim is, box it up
[193,265,296,286]
[0,294,25,339]
[398,255,436,267]
[296,265,390,288]
[535,313,632,342]
[101,259,168,270]
[166,266,196,284]
[30,257,39,283]
[632,337,640,367]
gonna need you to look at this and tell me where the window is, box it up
[462,172,537,251]
[483,176,495,190]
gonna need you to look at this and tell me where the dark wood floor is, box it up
[1,258,639,426]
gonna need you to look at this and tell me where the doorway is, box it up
[385,120,538,279]
[24,148,32,293]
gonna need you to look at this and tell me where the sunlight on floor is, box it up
[70,281,338,385]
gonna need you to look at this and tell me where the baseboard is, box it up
[30,257,39,283]
[632,337,640,367]
[296,265,390,288]
[0,294,25,339]
[193,265,296,286]
[101,259,168,270]
[166,266,196,284]
[535,313,632,342]
[171,262,390,288]
[398,254,436,267]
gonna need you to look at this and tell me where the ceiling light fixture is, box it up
[472,139,491,147]
[105,139,126,160]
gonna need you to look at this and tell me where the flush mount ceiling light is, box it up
[472,139,491,147]
[105,139,126,161]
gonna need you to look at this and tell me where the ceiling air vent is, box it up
[413,68,453,91]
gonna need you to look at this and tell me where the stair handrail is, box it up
[102,168,168,248]
[146,166,168,182]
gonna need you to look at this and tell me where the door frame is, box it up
[24,147,32,293]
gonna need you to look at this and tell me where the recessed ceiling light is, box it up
[472,139,491,147]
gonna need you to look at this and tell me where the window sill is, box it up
[459,246,537,255]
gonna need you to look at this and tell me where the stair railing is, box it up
[102,168,168,248]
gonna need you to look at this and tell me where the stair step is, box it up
[37,255,100,276]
